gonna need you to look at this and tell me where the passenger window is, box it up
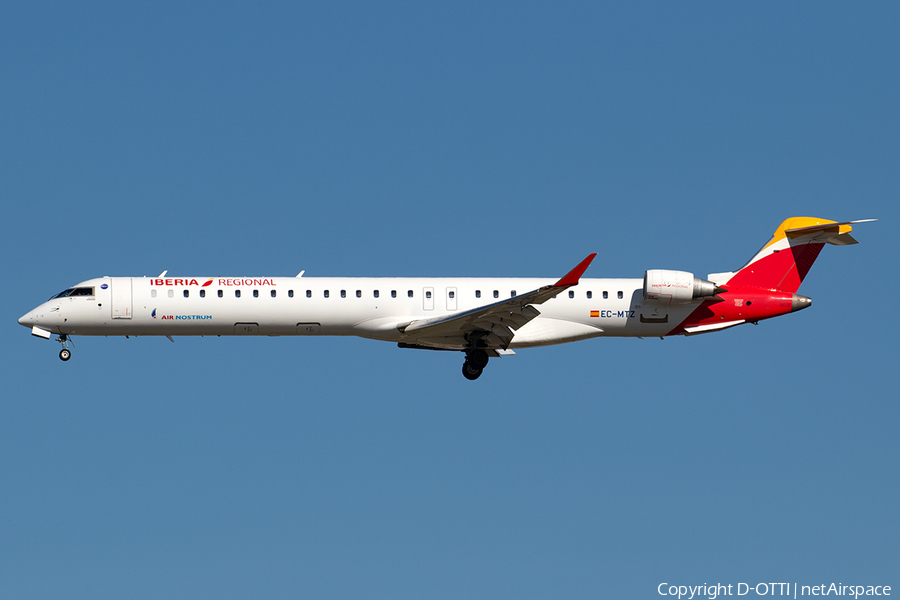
[476,290,481,298]
[356,290,361,298]
[168,290,174,298]
[408,290,413,298]
[618,291,623,299]
[288,290,294,298]
[184,290,189,298]
[218,290,223,298]
[341,290,346,298]
[511,290,516,297]
[587,291,592,299]
[324,290,330,298]
[374,290,379,298]
[235,290,241,298]
[426,291,432,299]
[568,291,574,299]
[271,290,276,298]
[603,291,608,299]
[493,290,499,298]
[391,290,397,298]
[200,289,205,298]
[151,289,157,298]
[253,290,259,298]
[306,290,311,298]
[449,291,455,299]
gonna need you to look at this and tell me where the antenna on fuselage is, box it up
[158,270,167,277]
[296,270,305,278]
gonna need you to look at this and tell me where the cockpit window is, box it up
[51,287,93,299]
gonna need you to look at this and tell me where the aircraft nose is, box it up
[18,310,33,327]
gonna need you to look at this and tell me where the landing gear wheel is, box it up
[462,361,483,380]
[467,349,489,370]
[56,334,72,360]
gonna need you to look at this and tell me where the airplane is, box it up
[18,217,873,380]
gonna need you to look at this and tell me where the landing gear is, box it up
[461,348,490,380]
[468,349,489,370]
[462,361,483,380]
[56,334,72,361]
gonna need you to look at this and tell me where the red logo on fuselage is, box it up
[217,278,276,286]
[149,278,276,287]
[151,278,207,286]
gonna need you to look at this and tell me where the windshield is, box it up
[50,287,94,300]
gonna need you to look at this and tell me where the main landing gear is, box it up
[56,335,72,361]
[462,348,489,380]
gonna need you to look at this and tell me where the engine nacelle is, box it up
[643,269,720,304]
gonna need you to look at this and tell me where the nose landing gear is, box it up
[462,348,489,380]
[56,335,72,361]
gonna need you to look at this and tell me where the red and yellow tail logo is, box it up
[725,217,859,293]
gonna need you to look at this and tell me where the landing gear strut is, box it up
[56,335,72,361]
[462,348,489,380]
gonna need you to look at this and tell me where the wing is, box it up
[398,253,596,351]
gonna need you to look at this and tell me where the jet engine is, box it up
[643,270,721,304]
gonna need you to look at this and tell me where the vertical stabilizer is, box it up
[711,217,871,293]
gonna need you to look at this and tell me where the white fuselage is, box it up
[19,275,699,349]
[17,218,865,377]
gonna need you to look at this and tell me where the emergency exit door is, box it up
[446,287,457,311]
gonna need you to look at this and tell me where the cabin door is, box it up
[110,278,133,319]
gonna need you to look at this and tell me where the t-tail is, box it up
[709,217,876,294]
[669,216,874,336]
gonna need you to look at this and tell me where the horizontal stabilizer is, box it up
[784,218,876,235]
[784,219,875,246]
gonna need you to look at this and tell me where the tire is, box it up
[59,349,71,361]
[462,362,482,380]
[468,349,489,370]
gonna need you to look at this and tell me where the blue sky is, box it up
[2,3,897,598]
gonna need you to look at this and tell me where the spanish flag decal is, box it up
[590,310,600,318]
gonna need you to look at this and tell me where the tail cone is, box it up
[791,294,812,312]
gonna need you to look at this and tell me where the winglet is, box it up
[554,253,597,287]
